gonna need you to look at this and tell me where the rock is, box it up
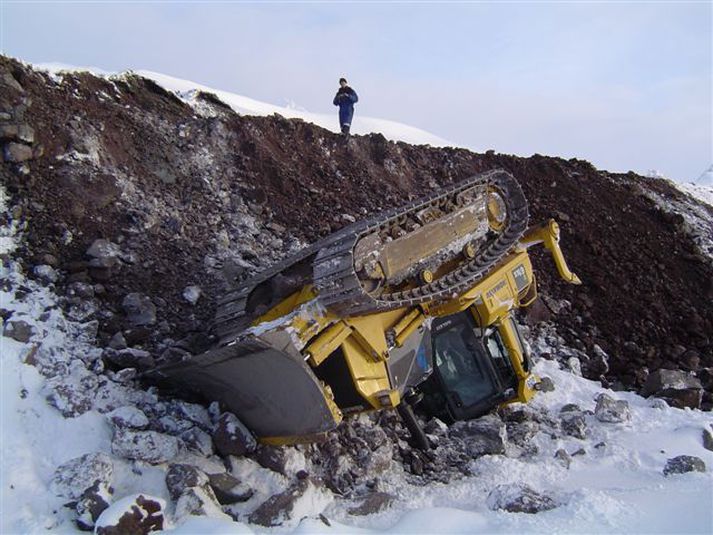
[181,427,214,456]
[249,478,319,527]
[0,123,18,140]
[95,494,164,535]
[46,381,94,417]
[3,319,34,342]
[3,142,33,163]
[506,420,540,446]
[255,445,289,475]
[486,483,558,514]
[208,472,254,505]
[554,449,571,469]
[111,429,179,464]
[213,412,257,457]
[107,406,149,429]
[663,455,706,476]
[537,376,555,392]
[17,124,34,144]
[165,464,209,501]
[103,347,155,370]
[121,293,157,326]
[560,411,587,439]
[86,239,122,261]
[75,481,112,531]
[348,492,396,516]
[1,72,24,92]
[423,418,449,435]
[566,356,582,377]
[51,453,114,501]
[33,264,58,284]
[108,332,127,350]
[594,393,631,423]
[450,415,507,457]
[703,427,713,452]
[66,281,95,299]
[174,486,223,519]
[657,388,703,410]
[588,345,610,376]
[182,285,201,305]
[363,443,393,474]
[642,369,702,396]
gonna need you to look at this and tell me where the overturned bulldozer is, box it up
[149,169,580,446]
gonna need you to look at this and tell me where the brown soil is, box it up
[1,55,711,400]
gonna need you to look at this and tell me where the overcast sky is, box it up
[2,1,711,181]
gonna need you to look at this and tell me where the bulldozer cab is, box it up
[420,310,526,422]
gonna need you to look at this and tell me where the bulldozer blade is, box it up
[147,336,340,441]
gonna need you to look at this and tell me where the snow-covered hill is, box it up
[35,63,454,148]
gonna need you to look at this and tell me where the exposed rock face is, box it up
[94,494,164,535]
[663,455,706,476]
[50,452,114,501]
[486,483,558,514]
[111,429,179,464]
[212,412,257,457]
[594,393,631,423]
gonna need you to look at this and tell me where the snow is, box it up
[33,63,454,148]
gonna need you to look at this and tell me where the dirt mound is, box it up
[1,55,711,404]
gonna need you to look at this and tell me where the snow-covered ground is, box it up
[2,197,711,533]
[33,63,453,148]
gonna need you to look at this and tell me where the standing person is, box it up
[333,77,358,136]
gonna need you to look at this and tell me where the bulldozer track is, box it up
[214,169,528,343]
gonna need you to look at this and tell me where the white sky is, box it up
[1,1,711,182]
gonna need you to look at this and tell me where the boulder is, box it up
[182,285,201,305]
[594,393,631,423]
[33,264,58,284]
[703,427,713,452]
[46,381,94,418]
[642,369,702,396]
[249,478,319,527]
[208,472,254,505]
[560,411,587,439]
[537,377,555,392]
[506,420,540,446]
[75,481,112,531]
[103,347,155,371]
[255,445,289,475]
[108,332,127,350]
[165,464,209,501]
[3,142,33,163]
[174,486,223,519]
[554,449,571,469]
[213,412,256,457]
[450,415,507,457]
[486,483,558,514]
[107,406,149,430]
[50,452,114,501]
[657,388,703,410]
[663,455,706,476]
[3,319,34,343]
[181,427,214,456]
[111,429,179,464]
[94,494,164,535]
[348,492,396,516]
[121,293,157,326]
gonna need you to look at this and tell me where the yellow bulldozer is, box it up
[150,169,580,449]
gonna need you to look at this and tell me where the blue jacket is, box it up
[333,87,358,126]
